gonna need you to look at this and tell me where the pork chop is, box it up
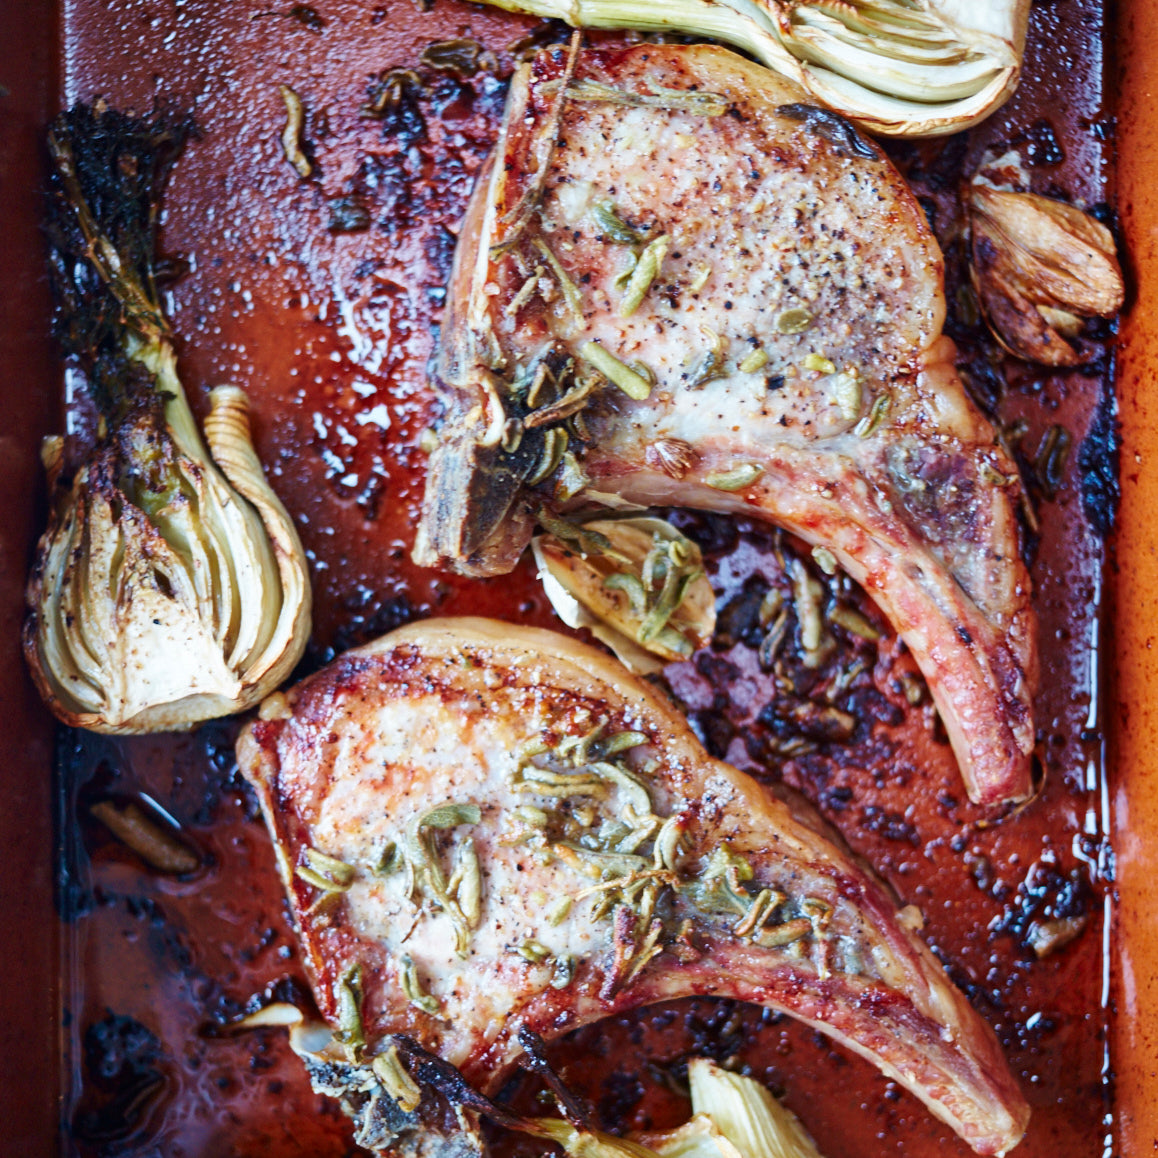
[237,618,1030,1157]
[413,43,1037,808]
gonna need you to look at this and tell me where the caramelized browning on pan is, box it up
[54,0,1114,1156]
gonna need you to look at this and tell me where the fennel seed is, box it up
[614,249,638,290]
[527,427,569,485]
[689,326,726,388]
[802,896,834,940]
[515,804,549,828]
[854,393,891,438]
[1034,423,1072,498]
[759,610,790,669]
[732,887,782,939]
[775,307,813,334]
[705,464,763,491]
[828,604,881,641]
[419,38,485,77]
[523,375,596,429]
[554,450,589,501]
[980,460,1012,486]
[506,265,546,316]
[899,671,926,705]
[516,764,609,799]
[416,803,481,829]
[277,84,312,178]
[592,201,644,245]
[374,840,403,875]
[372,1045,422,1113]
[451,838,482,927]
[361,68,422,120]
[602,730,649,757]
[302,845,356,888]
[652,816,683,872]
[803,353,836,374]
[755,917,812,948]
[517,939,553,964]
[811,546,838,576]
[759,588,784,628]
[789,557,826,654]
[400,955,441,1015]
[334,966,365,1054]
[579,341,653,401]
[533,237,584,319]
[688,262,713,293]
[738,347,769,374]
[501,416,524,455]
[620,233,669,317]
[546,896,573,926]
[621,917,665,987]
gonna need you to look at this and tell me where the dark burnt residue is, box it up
[73,1013,168,1146]
[1012,118,1067,168]
[1079,380,1120,536]
[362,68,427,143]
[596,1071,645,1132]
[56,0,1115,1155]
[990,856,1094,959]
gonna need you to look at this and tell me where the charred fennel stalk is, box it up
[24,104,311,733]
[468,0,1029,136]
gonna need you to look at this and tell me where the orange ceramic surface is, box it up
[1113,0,1158,1148]
[0,0,1145,1154]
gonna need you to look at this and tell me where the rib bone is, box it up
[238,617,1030,1156]
[414,44,1037,807]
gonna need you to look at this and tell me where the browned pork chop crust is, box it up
[414,44,1037,807]
[238,618,1029,1156]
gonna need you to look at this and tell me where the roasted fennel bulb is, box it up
[637,1059,825,1158]
[532,514,716,673]
[478,0,1028,136]
[24,104,310,734]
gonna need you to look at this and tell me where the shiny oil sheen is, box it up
[46,0,1114,1155]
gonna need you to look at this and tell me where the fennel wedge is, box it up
[24,104,311,734]
[471,0,1029,136]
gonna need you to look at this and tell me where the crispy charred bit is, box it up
[414,43,1037,808]
[774,102,878,161]
[237,618,1030,1157]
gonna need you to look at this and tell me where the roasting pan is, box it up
[1,0,1156,1152]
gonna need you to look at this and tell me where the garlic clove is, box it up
[969,184,1124,366]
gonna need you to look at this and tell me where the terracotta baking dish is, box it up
[2,0,1156,1152]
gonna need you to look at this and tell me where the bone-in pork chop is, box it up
[237,618,1030,1157]
[414,43,1037,808]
